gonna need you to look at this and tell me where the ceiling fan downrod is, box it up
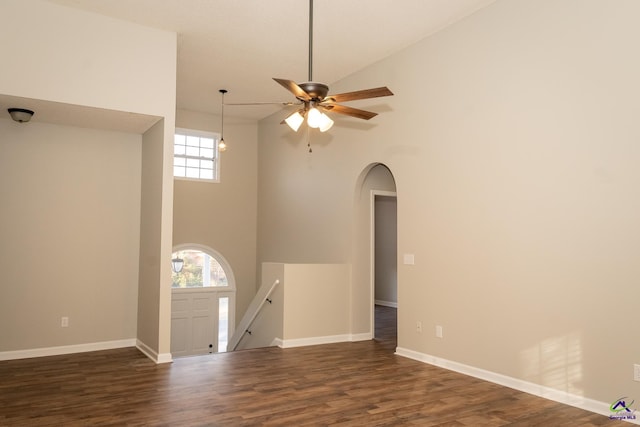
[308,0,313,82]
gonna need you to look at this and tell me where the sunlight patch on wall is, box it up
[520,332,584,396]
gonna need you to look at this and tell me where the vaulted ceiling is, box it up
[48,0,496,120]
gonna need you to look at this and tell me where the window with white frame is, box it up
[173,128,220,182]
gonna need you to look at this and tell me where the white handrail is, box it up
[230,279,280,351]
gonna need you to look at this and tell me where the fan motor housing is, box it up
[299,82,329,101]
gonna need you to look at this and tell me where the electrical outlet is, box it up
[634,364,640,382]
[416,321,422,333]
[61,317,69,327]
[436,325,443,338]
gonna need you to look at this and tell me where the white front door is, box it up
[171,290,217,357]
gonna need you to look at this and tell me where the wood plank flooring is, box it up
[0,306,624,426]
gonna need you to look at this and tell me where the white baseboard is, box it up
[135,339,173,364]
[395,347,640,425]
[157,352,173,364]
[279,333,373,348]
[0,339,136,361]
[350,332,373,341]
[375,300,398,308]
[281,334,351,348]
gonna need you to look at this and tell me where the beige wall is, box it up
[174,109,258,323]
[256,125,354,264]
[257,0,640,404]
[137,120,166,354]
[283,264,350,341]
[0,120,141,351]
[0,1,176,359]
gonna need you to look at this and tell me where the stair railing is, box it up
[230,279,280,351]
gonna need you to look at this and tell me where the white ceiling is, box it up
[47,0,496,121]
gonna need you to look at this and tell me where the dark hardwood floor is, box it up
[374,304,398,351]
[0,306,624,426]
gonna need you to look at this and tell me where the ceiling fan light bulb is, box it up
[307,107,322,128]
[319,113,334,132]
[285,111,304,132]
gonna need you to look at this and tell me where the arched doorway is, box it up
[354,163,397,349]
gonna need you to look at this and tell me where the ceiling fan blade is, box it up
[225,101,300,106]
[324,87,393,103]
[273,78,311,101]
[323,104,378,120]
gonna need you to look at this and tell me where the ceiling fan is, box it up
[227,0,393,134]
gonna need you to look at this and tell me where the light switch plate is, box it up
[403,254,415,265]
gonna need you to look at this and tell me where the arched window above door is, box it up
[171,246,234,289]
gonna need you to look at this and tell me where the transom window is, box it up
[173,128,220,182]
[171,249,228,288]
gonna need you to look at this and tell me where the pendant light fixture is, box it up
[218,89,228,152]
